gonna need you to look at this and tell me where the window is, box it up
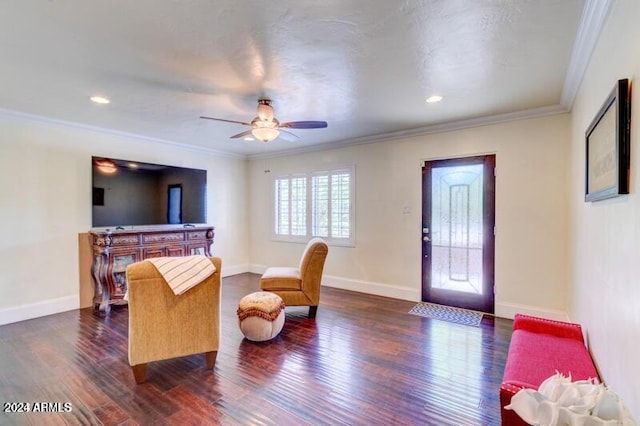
[274,167,354,245]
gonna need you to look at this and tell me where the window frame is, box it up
[272,165,355,247]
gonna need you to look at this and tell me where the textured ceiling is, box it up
[0,1,587,157]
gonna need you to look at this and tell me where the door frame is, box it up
[421,154,496,313]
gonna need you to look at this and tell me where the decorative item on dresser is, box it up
[89,225,214,314]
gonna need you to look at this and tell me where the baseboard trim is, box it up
[248,264,267,275]
[0,279,569,326]
[495,302,568,321]
[249,265,571,318]
[321,274,421,302]
[221,264,251,277]
[248,264,420,301]
[0,263,253,326]
[0,295,78,326]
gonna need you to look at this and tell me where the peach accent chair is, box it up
[126,257,221,384]
[260,238,328,318]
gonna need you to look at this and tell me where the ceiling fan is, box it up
[200,98,327,142]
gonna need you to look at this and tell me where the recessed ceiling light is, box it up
[127,163,139,169]
[244,137,255,141]
[425,95,443,103]
[90,95,110,104]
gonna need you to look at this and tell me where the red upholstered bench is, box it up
[500,314,600,425]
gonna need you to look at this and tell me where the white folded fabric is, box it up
[506,373,636,426]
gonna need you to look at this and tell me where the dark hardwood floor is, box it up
[0,273,513,425]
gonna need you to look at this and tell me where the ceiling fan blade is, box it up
[278,129,300,141]
[230,130,254,139]
[200,116,252,126]
[279,121,328,129]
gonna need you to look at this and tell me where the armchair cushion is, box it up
[260,267,302,290]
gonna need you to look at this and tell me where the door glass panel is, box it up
[431,164,483,294]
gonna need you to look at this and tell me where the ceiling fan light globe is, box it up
[257,103,274,121]
[252,127,280,142]
[95,159,118,175]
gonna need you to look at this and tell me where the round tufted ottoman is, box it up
[237,292,286,342]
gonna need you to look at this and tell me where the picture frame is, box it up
[585,78,631,202]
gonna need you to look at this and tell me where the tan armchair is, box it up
[126,257,221,383]
[260,238,328,318]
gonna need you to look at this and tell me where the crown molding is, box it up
[0,101,572,162]
[252,0,613,162]
[3,0,609,162]
[0,108,244,159]
[249,104,568,160]
[560,0,614,110]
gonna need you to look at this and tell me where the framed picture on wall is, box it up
[585,78,631,202]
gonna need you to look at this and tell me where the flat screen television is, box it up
[91,156,207,228]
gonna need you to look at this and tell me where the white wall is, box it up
[249,113,571,319]
[0,114,249,324]
[569,0,640,417]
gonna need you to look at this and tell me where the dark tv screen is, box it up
[91,156,207,228]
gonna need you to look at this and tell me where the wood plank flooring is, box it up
[0,273,513,425]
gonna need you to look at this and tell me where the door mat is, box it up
[408,302,484,327]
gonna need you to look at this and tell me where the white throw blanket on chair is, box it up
[146,255,216,295]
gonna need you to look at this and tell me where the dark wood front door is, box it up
[422,155,495,313]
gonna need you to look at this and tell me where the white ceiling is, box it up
[1,1,600,157]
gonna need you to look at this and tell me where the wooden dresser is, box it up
[89,226,214,313]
